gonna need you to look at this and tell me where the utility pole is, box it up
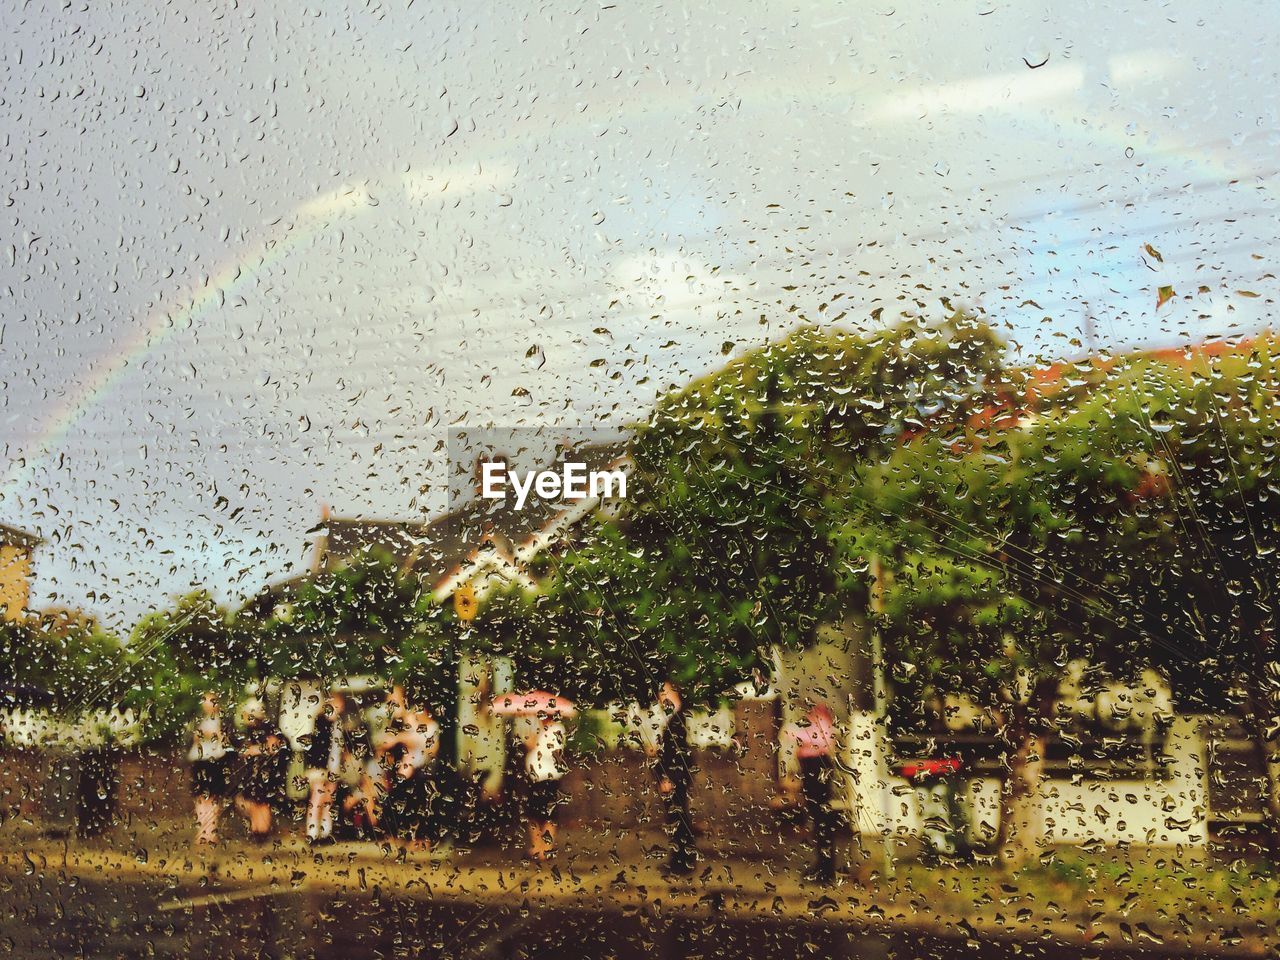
[868,553,895,877]
[1083,305,1097,354]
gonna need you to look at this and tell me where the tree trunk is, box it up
[1245,688,1280,864]
[75,745,120,838]
[995,684,1054,867]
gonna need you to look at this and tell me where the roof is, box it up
[0,523,41,551]
[305,439,629,592]
[905,332,1276,446]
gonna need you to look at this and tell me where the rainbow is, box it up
[0,186,372,506]
[2,58,1265,509]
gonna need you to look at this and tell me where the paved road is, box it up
[0,870,1229,960]
[0,824,1272,958]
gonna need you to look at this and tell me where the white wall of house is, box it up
[0,707,142,749]
[456,653,512,795]
[276,678,323,751]
[844,712,1210,848]
[1036,714,1206,846]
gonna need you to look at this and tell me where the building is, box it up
[304,439,629,602]
[246,440,629,771]
[0,524,40,624]
[246,381,1264,852]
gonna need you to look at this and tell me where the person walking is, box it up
[333,697,372,839]
[651,681,696,877]
[188,692,231,846]
[523,713,568,863]
[304,690,350,845]
[785,702,839,884]
[355,685,408,835]
[233,697,288,843]
[379,703,442,851]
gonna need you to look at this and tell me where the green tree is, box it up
[852,357,1162,864]
[125,590,247,742]
[525,310,1005,712]
[1103,341,1280,859]
[252,549,422,683]
[611,311,1007,700]
[545,521,765,707]
[0,616,131,715]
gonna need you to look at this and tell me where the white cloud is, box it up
[1108,49,1181,86]
[401,163,514,201]
[296,184,376,219]
[872,64,1084,121]
[611,252,740,313]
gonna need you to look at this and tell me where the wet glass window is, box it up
[1,2,1279,958]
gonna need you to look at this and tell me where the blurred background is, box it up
[2,0,1277,627]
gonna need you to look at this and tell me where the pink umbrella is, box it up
[487,690,577,718]
[784,704,837,758]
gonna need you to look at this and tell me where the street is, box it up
[0,819,1274,959]
[0,871,1233,960]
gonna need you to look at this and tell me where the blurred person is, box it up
[784,702,839,884]
[332,695,372,839]
[303,690,351,845]
[364,683,408,749]
[523,712,569,863]
[379,703,442,852]
[233,697,288,843]
[188,692,231,846]
[650,680,696,877]
[354,684,409,835]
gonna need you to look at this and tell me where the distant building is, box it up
[304,440,629,602]
[244,441,629,767]
[34,607,101,638]
[0,524,40,623]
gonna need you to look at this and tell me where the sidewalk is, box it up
[0,816,1275,956]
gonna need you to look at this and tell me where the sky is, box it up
[2,0,1279,630]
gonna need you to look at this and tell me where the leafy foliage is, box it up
[0,616,130,714]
